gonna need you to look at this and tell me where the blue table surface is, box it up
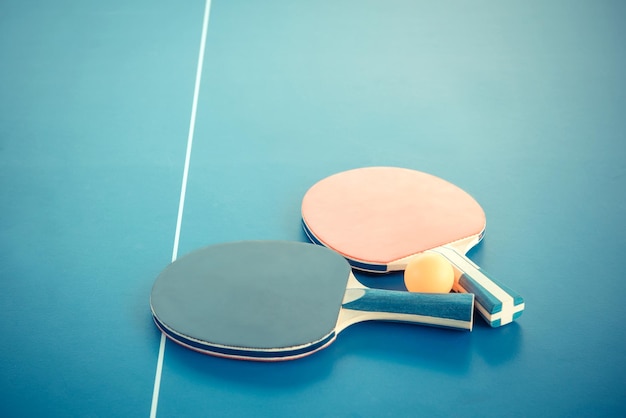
[2,1,625,416]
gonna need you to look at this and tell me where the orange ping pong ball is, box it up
[404,253,455,293]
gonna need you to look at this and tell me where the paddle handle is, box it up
[433,247,525,327]
[340,289,474,331]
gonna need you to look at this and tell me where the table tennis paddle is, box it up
[150,241,474,361]
[301,167,524,327]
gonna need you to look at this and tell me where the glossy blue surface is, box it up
[2,0,625,416]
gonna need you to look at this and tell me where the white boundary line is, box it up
[150,1,212,417]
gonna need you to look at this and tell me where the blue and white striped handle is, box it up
[338,285,474,332]
[433,247,524,327]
